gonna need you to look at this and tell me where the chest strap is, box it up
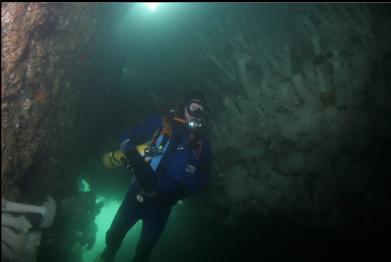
[136,115,173,171]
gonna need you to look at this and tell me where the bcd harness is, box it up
[135,115,203,172]
[135,115,171,171]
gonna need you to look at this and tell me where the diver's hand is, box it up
[121,157,134,172]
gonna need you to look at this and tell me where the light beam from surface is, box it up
[146,3,159,12]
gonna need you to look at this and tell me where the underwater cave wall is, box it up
[205,4,391,227]
[1,3,108,199]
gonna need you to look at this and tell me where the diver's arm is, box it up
[102,114,162,169]
[184,139,211,193]
[167,138,211,194]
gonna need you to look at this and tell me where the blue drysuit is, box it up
[102,114,211,262]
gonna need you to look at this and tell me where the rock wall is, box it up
[1,3,105,199]
[206,4,391,227]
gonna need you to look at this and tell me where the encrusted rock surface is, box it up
[1,3,105,199]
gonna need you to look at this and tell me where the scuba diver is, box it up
[95,90,211,262]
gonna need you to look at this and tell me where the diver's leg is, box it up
[132,207,172,262]
[101,185,141,262]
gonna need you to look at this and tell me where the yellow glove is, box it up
[102,150,126,168]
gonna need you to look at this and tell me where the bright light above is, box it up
[146,3,159,11]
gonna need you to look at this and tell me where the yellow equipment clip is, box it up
[136,143,152,162]
[102,150,125,168]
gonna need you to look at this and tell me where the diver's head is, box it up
[183,90,207,130]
